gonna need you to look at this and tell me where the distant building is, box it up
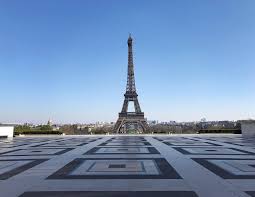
[47,119,53,126]
[52,125,60,131]
[147,120,159,125]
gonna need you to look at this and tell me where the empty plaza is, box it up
[0,135,254,197]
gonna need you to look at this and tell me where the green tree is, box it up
[40,125,53,131]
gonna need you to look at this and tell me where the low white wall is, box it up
[0,126,14,138]
[241,122,255,137]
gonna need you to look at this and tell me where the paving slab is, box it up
[0,134,254,197]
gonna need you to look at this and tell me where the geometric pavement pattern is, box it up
[0,135,255,197]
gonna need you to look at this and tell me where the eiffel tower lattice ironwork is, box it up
[114,35,148,133]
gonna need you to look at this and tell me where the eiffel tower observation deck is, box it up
[114,35,148,133]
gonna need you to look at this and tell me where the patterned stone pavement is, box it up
[0,134,255,197]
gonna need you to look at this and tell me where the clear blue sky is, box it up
[0,0,255,124]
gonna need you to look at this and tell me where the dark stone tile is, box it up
[163,141,222,147]
[0,144,28,148]
[0,159,48,180]
[108,164,126,168]
[19,191,198,197]
[246,191,255,197]
[193,158,255,179]
[0,148,74,156]
[173,147,255,155]
[31,142,89,148]
[98,141,151,146]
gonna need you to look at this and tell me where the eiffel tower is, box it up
[114,35,148,133]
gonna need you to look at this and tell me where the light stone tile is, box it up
[210,159,255,175]
[182,147,249,154]
[70,159,159,175]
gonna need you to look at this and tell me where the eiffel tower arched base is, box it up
[114,113,148,133]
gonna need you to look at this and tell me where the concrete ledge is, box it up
[241,120,255,137]
[0,125,14,138]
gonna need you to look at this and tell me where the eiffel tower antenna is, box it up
[114,35,148,133]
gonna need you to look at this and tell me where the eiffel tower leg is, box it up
[140,120,149,132]
[113,118,124,133]
[121,99,129,113]
[134,99,142,113]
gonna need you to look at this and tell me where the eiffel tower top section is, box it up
[126,34,137,95]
